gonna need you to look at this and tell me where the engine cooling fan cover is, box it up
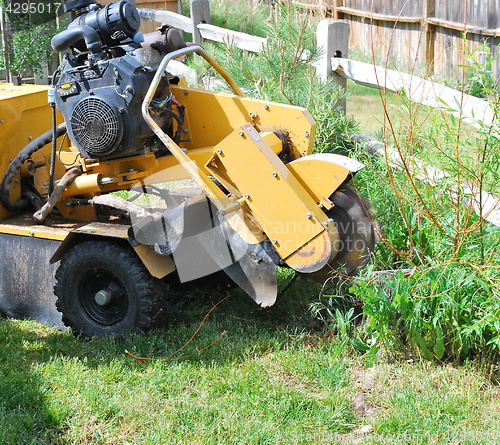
[69,96,123,158]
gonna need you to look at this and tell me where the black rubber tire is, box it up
[307,185,377,283]
[54,240,168,338]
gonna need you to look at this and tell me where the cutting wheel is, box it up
[307,185,377,283]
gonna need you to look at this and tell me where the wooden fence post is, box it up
[333,0,344,20]
[190,0,210,45]
[423,0,436,74]
[316,19,349,113]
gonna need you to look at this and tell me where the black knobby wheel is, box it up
[54,240,168,338]
[308,185,377,283]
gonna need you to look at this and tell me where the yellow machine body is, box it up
[0,0,378,337]
[0,49,373,333]
[0,84,70,220]
[0,83,355,268]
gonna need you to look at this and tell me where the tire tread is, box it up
[54,240,168,338]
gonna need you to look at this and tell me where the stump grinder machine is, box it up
[0,0,376,337]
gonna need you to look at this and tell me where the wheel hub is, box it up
[94,288,114,306]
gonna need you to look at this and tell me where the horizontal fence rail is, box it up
[330,58,495,129]
[138,7,267,52]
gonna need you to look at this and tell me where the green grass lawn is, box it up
[2,273,500,444]
[2,83,496,445]
[347,83,388,138]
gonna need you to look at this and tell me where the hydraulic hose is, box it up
[0,123,67,212]
[48,103,58,197]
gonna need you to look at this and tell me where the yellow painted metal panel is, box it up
[0,83,49,100]
[170,85,315,157]
[208,124,325,259]
[285,230,333,272]
[71,222,130,238]
[143,147,215,183]
[0,225,69,241]
[0,84,69,219]
[133,244,176,278]
[0,213,84,241]
[287,156,351,208]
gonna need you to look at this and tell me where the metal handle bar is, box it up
[141,45,243,211]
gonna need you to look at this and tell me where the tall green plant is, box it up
[192,1,355,151]
[339,42,500,362]
[461,40,497,99]
[1,25,54,77]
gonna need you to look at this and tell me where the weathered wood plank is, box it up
[336,6,423,22]
[197,24,267,52]
[331,58,494,129]
[427,17,500,37]
[190,0,210,45]
[423,0,436,71]
[353,133,500,228]
[299,1,500,80]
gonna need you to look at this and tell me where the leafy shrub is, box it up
[460,40,498,99]
[324,42,500,363]
[0,3,67,78]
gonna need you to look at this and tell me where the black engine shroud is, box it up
[55,54,169,159]
[53,0,173,160]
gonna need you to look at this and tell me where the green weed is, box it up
[342,41,500,363]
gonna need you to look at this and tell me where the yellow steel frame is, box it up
[0,84,69,219]
[170,85,316,158]
[0,47,359,274]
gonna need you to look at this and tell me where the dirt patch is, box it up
[351,367,379,419]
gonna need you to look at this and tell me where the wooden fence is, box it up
[136,1,500,227]
[136,0,494,126]
[295,0,500,80]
